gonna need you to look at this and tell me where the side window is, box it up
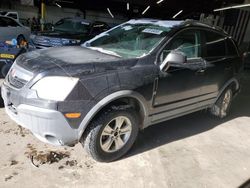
[0,17,5,27]
[204,31,226,59]
[160,29,201,62]
[226,39,238,56]
[2,17,19,27]
[7,13,17,20]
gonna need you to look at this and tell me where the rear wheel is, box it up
[210,87,233,118]
[81,107,139,162]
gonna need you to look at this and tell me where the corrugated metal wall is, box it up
[222,9,250,45]
[200,9,250,50]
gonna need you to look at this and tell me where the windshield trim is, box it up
[86,46,122,58]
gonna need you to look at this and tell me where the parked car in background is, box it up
[1,19,243,162]
[30,17,110,49]
[0,11,19,22]
[0,15,31,44]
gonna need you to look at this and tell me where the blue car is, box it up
[0,41,28,77]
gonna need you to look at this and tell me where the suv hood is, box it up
[35,31,87,40]
[16,46,138,77]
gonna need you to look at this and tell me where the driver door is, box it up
[151,29,207,123]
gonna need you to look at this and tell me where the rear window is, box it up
[204,31,226,59]
[54,19,90,34]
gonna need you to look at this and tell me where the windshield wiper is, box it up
[87,47,122,58]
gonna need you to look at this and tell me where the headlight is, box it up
[32,76,79,101]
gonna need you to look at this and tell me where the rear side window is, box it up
[204,31,226,59]
[226,39,238,56]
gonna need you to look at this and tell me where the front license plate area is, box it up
[0,54,15,59]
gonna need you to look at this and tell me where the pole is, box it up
[41,0,46,31]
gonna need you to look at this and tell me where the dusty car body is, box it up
[1,19,242,162]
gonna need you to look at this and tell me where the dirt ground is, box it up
[1,72,250,188]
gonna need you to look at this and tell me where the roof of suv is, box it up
[127,19,227,35]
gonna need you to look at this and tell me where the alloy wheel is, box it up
[100,116,132,153]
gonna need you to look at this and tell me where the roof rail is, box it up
[183,19,227,34]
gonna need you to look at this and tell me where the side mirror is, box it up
[160,51,186,72]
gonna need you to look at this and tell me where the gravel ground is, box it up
[0,71,250,188]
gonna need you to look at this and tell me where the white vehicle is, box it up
[0,11,19,22]
[0,15,30,43]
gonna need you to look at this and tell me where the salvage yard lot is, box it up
[1,72,250,188]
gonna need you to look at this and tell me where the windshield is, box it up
[54,19,90,34]
[85,23,171,58]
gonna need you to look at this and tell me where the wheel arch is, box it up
[216,78,240,102]
[77,90,149,140]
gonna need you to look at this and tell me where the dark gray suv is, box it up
[1,19,242,162]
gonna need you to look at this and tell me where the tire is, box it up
[81,107,139,162]
[210,87,233,118]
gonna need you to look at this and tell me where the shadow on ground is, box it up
[125,69,250,159]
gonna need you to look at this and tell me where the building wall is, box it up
[46,8,127,24]
[1,2,127,25]
[0,4,38,19]
[200,8,250,49]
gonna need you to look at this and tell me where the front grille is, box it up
[7,64,33,89]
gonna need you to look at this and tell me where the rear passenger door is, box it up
[200,30,236,99]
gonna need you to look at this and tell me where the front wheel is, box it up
[210,87,233,118]
[81,108,139,162]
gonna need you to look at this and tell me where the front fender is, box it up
[215,77,240,102]
[77,90,149,140]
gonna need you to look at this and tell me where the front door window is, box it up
[160,30,201,62]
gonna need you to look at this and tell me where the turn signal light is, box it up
[65,113,81,119]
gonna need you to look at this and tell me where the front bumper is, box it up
[1,83,79,146]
